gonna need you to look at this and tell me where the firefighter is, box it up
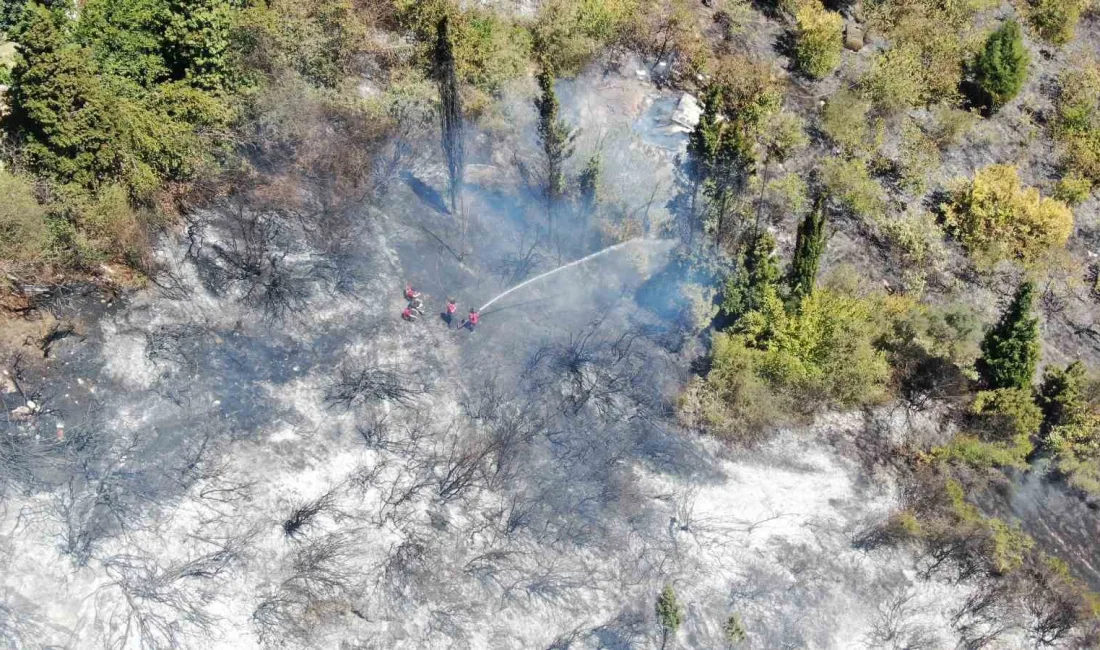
[444,298,457,327]
[404,284,421,301]
[465,309,480,331]
[402,305,420,321]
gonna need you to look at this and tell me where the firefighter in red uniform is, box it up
[402,305,419,321]
[466,309,480,331]
[405,284,421,301]
[444,298,457,327]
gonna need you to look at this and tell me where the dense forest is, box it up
[2,0,1100,647]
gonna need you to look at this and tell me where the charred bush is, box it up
[325,365,427,410]
[283,489,337,539]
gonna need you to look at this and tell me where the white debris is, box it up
[669,93,703,133]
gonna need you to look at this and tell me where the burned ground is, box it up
[0,46,1098,650]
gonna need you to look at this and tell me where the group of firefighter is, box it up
[401,284,479,330]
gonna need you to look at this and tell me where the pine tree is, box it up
[978,280,1041,390]
[655,585,683,650]
[534,66,575,246]
[161,0,233,90]
[434,15,464,215]
[788,195,826,304]
[722,230,779,321]
[6,2,125,189]
[974,19,1029,110]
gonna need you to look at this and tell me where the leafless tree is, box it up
[94,538,248,649]
[864,587,939,650]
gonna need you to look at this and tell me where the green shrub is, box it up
[821,89,879,156]
[395,0,531,92]
[877,210,949,292]
[947,387,1043,467]
[1023,0,1090,45]
[1053,172,1092,205]
[941,164,1073,264]
[792,0,843,80]
[736,284,892,406]
[862,45,925,113]
[532,0,637,75]
[930,104,978,148]
[973,20,1029,110]
[897,120,941,193]
[1039,362,1100,496]
[863,0,967,106]
[1054,61,1100,184]
[818,156,886,218]
[0,169,50,267]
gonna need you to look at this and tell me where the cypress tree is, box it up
[788,195,826,303]
[655,585,683,650]
[973,19,1029,110]
[978,280,1041,390]
[434,15,464,215]
[534,66,575,246]
[722,230,780,321]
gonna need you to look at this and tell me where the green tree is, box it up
[578,152,600,221]
[973,19,1029,110]
[655,584,683,650]
[2,0,28,33]
[75,0,169,88]
[5,3,130,191]
[534,66,576,247]
[435,15,465,214]
[722,230,780,322]
[161,0,234,90]
[788,195,826,303]
[686,86,724,225]
[978,281,1040,390]
[1039,361,1088,430]
[703,123,754,247]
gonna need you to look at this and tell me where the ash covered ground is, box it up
[0,66,1045,649]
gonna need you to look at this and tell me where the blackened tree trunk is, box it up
[434,16,464,215]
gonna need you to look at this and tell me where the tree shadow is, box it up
[401,171,451,215]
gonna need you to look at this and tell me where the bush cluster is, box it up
[941,164,1073,265]
[792,0,843,80]
[1054,61,1100,190]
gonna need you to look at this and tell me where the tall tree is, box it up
[686,86,724,221]
[787,195,826,303]
[973,19,1029,110]
[722,229,780,322]
[703,124,754,247]
[434,15,464,215]
[534,65,575,247]
[978,280,1040,390]
[656,584,683,650]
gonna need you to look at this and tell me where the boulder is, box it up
[844,22,864,51]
